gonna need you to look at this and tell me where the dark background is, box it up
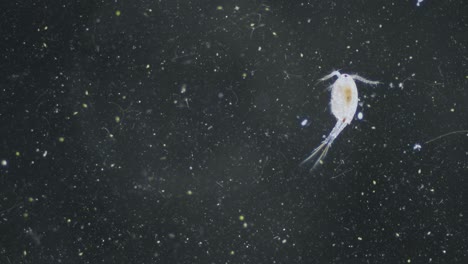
[1,0,467,263]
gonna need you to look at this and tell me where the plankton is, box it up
[301,70,379,171]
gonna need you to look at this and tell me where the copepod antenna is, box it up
[349,74,380,85]
[318,71,341,82]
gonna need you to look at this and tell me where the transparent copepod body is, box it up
[330,74,358,125]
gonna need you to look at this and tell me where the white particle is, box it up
[258,46,262,51]
[413,143,422,151]
[357,112,363,120]
[1,160,7,166]
[416,0,424,7]
[282,239,287,244]
[180,84,187,94]
[43,151,48,157]
[301,119,308,126]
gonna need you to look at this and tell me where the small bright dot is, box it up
[282,239,287,244]
[301,119,308,126]
[115,116,121,123]
[186,190,193,195]
[413,144,422,151]
[1,160,7,166]
[239,215,245,221]
[357,237,362,241]
[58,137,65,143]
[229,250,235,255]
[216,6,223,10]
[82,103,88,108]
[115,10,121,16]
[357,112,363,120]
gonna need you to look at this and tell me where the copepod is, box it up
[301,70,380,171]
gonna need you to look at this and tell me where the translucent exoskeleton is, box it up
[301,71,379,171]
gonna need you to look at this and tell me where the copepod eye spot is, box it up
[343,74,348,77]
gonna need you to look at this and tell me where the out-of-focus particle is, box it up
[186,190,193,195]
[239,215,245,221]
[1,160,7,166]
[115,10,121,16]
[115,116,120,123]
[58,137,65,143]
[413,143,422,151]
[229,250,235,255]
[216,6,223,10]
[357,112,363,120]
[82,103,88,108]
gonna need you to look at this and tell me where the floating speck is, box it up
[186,190,193,195]
[216,6,223,10]
[357,237,363,241]
[239,215,245,221]
[180,84,187,94]
[229,250,235,255]
[1,160,7,166]
[115,116,120,123]
[115,10,121,16]
[282,239,287,244]
[413,143,422,151]
[300,119,308,127]
[357,112,363,120]
[82,103,88,108]
[15,151,20,156]
[58,137,65,143]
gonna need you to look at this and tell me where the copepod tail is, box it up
[300,138,333,171]
[309,143,332,172]
[300,140,328,167]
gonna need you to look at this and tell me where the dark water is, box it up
[1,1,467,263]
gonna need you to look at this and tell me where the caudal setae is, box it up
[301,70,379,171]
